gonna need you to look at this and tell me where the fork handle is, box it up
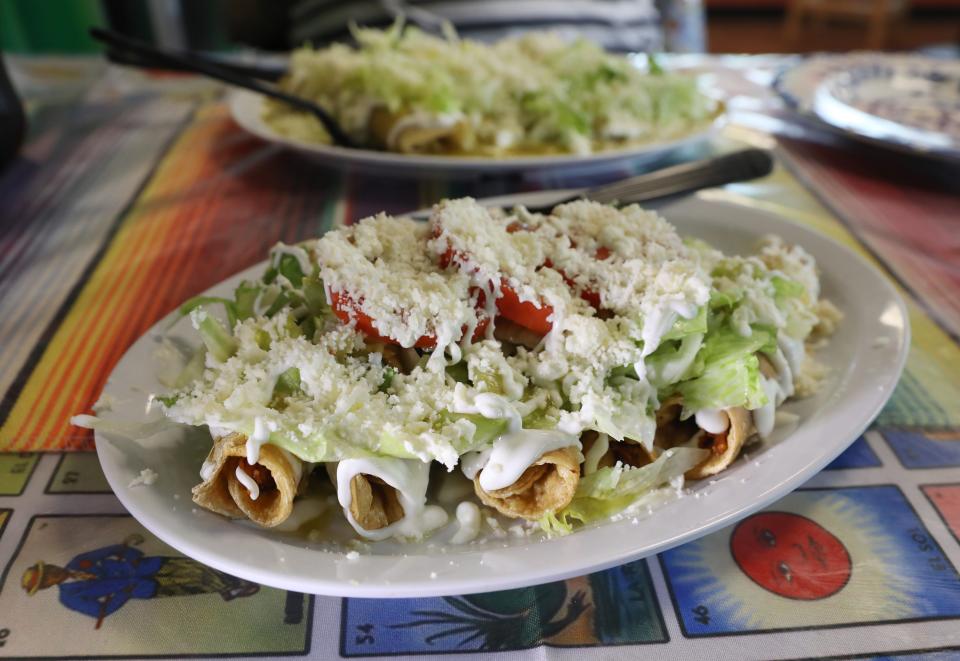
[103,47,284,81]
[583,148,774,206]
[90,28,355,148]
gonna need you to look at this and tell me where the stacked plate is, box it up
[775,53,960,162]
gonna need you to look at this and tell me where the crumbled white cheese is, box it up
[157,197,831,520]
[128,468,158,488]
[314,213,477,360]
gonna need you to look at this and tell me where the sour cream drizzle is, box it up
[635,300,702,378]
[451,385,580,491]
[479,429,579,491]
[694,409,729,435]
[450,501,482,544]
[753,335,806,439]
[234,466,260,501]
[246,417,270,465]
[336,458,448,541]
[754,376,780,439]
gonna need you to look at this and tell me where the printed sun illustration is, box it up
[665,492,917,631]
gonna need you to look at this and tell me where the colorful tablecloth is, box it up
[0,57,958,660]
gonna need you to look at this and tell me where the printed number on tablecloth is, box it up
[691,605,710,625]
[910,528,949,571]
[0,628,9,648]
[355,623,375,645]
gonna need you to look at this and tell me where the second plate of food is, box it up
[230,90,723,175]
[228,26,723,174]
[91,192,908,597]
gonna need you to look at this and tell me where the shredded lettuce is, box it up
[671,323,776,414]
[270,367,302,409]
[540,447,708,535]
[772,275,805,301]
[302,276,329,317]
[190,308,237,362]
[646,333,704,388]
[265,23,716,155]
[233,281,261,322]
[663,304,708,342]
[445,361,470,383]
[376,413,509,461]
[587,378,658,446]
[379,366,397,393]
[277,254,305,287]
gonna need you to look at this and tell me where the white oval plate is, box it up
[95,195,908,597]
[228,89,724,175]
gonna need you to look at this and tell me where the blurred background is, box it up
[1,0,958,55]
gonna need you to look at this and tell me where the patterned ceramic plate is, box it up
[774,54,960,162]
[773,53,920,113]
[813,58,960,159]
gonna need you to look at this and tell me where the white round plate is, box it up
[95,195,908,598]
[812,59,960,160]
[228,89,723,175]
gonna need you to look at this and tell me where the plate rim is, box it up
[227,89,725,173]
[95,194,910,597]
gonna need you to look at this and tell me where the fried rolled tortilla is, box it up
[581,431,654,474]
[349,474,405,530]
[654,396,755,480]
[473,447,580,520]
[335,458,446,541]
[368,107,467,154]
[192,433,305,527]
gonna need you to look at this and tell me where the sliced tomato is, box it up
[543,248,609,312]
[580,288,601,310]
[578,247,610,309]
[435,223,555,335]
[432,220,616,334]
[496,283,553,336]
[432,225,456,269]
[331,290,489,348]
[330,291,435,348]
